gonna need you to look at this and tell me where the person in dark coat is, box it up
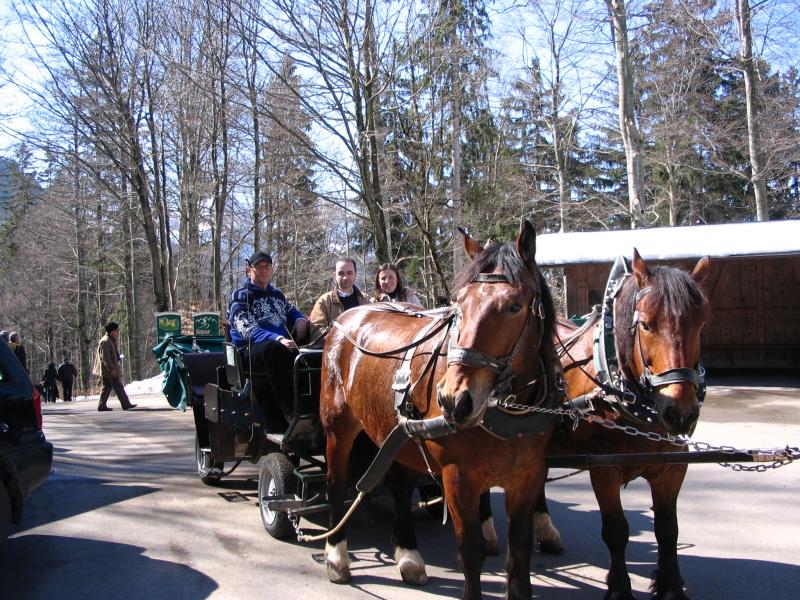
[57,357,78,402]
[42,362,59,403]
[8,332,28,373]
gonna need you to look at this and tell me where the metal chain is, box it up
[289,510,304,541]
[496,397,799,471]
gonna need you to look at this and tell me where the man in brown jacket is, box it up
[309,257,368,333]
[96,321,136,412]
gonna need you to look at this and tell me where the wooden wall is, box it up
[560,256,800,369]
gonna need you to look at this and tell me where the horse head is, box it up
[436,221,553,429]
[620,249,711,435]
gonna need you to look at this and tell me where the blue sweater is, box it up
[228,281,306,347]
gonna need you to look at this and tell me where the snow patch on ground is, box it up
[75,373,164,401]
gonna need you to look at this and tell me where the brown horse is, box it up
[319,221,561,600]
[529,250,711,599]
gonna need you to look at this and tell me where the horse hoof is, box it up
[326,561,351,584]
[533,512,563,555]
[325,540,351,584]
[395,548,428,585]
[537,536,564,555]
[650,568,689,599]
[604,591,636,600]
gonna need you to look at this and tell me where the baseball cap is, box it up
[247,251,272,266]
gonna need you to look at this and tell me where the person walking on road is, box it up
[42,362,59,403]
[95,322,136,412]
[57,357,78,402]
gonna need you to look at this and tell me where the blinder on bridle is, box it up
[631,286,707,404]
[445,272,546,400]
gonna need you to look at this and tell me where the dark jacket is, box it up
[228,281,306,347]
[42,363,58,384]
[9,341,27,373]
[57,361,78,383]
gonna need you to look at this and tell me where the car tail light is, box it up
[32,384,43,429]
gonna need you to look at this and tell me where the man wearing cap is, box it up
[309,257,368,333]
[96,321,137,411]
[228,251,308,420]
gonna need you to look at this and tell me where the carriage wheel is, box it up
[195,435,224,485]
[259,452,295,539]
[0,484,11,556]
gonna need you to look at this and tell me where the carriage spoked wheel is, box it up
[195,435,225,485]
[258,452,296,539]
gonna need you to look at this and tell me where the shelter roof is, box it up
[535,219,800,267]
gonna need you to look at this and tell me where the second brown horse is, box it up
[518,250,710,599]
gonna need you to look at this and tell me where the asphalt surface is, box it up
[3,374,799,599]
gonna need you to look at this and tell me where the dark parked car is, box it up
[0,340,53,554]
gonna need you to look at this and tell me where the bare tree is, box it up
[735,0,769,220]
[605,0,646,228]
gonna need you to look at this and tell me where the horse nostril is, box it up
[453,390,474,424]
[662,404,698,434]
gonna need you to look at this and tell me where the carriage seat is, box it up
[182,351,226,403]
[223,342,267,389]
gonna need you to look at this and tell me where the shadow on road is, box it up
[11,476,158,533]
[0,535,217,599]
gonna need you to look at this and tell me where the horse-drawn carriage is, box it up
[153,333,327,538]
[154,222,797,600]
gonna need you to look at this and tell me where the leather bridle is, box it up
[629,286,707,405]
[446,272,547,403]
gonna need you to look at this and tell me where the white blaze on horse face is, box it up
[439,282,534,427]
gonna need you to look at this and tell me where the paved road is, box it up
[3,377,799,599]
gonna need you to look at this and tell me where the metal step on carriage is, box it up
[154,332,328,539]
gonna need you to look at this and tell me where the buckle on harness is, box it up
[392,369,411,391]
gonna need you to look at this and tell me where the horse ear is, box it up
[460,226,483,259]
[631,248,652,288]
[516,220,537,265]
[691,256,711,288]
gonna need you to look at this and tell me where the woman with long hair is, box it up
[371,263,422,307]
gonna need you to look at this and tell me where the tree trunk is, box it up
[451,90,464,274]
[72,129,92,393]
[606,0,646,228]
[736,0,769,221]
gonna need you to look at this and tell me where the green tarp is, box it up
[152,335,225,411]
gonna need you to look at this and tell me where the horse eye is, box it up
[639,321,651,332]
[509,302,523,313]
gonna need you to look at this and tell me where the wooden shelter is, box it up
[535,220,800,369]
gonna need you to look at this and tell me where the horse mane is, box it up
[453,241,558,380]
[616,265,710,368]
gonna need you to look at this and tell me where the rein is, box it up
[331,303,455,358]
